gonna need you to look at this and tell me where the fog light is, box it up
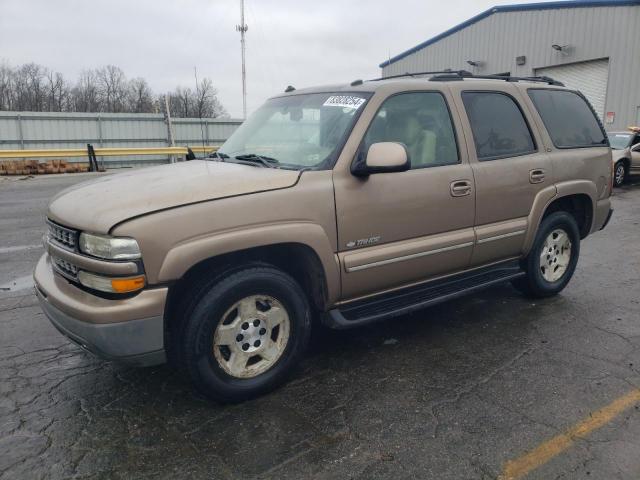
[78,271,145,294]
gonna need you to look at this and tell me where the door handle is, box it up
[450,180,472,197]
[529,169,545,184]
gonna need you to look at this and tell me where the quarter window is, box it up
[363,92,459,169]
[462,91,536,161]
[528,89,607,148]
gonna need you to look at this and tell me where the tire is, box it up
[180,265,312,403]
[613,161,627,187]
[512,211,580,298]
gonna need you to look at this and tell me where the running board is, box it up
[325,261,525,329]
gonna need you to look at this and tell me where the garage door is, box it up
[535,59,609,119]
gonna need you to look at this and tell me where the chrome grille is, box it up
[47,220,78,250]
[52,255,79,280]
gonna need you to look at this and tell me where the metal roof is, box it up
[379,0,640,68]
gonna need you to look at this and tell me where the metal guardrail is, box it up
[0,145,219,159]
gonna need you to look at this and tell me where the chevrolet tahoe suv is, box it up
[34,72,613,402]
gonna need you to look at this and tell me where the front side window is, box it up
[462,91,536,161]
[528,89,607,148]
[218,92,370,170]
[363,92,459,168]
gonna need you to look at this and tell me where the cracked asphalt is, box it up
[1,173,639,480]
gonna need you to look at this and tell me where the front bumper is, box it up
[34,254,167,366]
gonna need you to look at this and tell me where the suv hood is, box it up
[48,160,300,232]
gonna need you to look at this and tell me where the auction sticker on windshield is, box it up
[323,95,366,109]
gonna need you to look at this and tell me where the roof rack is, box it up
[370,70,564,86]
[369,70,473,81]
[429,72,564,86]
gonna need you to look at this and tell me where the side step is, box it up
[325,261,525,329]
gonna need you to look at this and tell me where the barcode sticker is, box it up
[323,95,366,109]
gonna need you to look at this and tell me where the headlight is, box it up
[79,232,141,260]
[78,271,146,294]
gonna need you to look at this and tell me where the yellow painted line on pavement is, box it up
[499,388,640,480]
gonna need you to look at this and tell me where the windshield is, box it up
[607,133,632,150]
[217,92,370,169]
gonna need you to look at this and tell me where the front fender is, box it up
[157,222,341,304]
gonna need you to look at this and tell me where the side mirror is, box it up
[352,142,410,177]
[631,143,640,153]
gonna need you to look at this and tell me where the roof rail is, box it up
[371,70,564,86]
[429,72,564,86]
[369,70,472,81]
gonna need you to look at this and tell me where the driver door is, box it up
[333,90,475,300]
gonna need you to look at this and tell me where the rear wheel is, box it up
[512,211,580,298]
[613,161,627,187]
[180,265,312,403]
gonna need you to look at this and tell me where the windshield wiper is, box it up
[233,153,280,168]
[208,151,230,160]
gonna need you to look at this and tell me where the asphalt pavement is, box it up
[1,172,639,480]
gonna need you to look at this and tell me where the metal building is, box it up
[380,0,640,130]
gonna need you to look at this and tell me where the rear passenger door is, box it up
[452,86,553,266]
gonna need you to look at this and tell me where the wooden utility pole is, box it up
[164,95,176,163]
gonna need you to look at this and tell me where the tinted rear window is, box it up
[528,89,607,148]
[461,91,536,161]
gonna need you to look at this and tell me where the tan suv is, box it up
[34,72,613,402]
[608,129,640,187]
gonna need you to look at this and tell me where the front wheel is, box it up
[613,161,627,187]
[512,212,580,298]
[181,265,312,403]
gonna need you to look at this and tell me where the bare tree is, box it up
[71,70,101,112]
[194,78,227,118]
[127,77,154,113]
[0,61,13,110]
[167,86,193,117]
[96,65,127,113]
[0,61,227,117]
[11,63,47,111]
[46,71,70,112]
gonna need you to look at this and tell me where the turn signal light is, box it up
[78,271,146,294]
[111,276,146,293]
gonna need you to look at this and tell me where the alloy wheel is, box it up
[539,228,572,282]
[213,295,290,378]
[615,163,625,186]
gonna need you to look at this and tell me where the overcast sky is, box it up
[1,0,554,118]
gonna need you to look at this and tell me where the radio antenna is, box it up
[236,0,248,118]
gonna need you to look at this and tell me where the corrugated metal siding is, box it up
[382,5,640,130]
[535,59,609,117]
[0,112,242,166]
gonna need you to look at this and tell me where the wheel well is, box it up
[543,194,593,238]
[615,158,630,169]
[164,243,328,352]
